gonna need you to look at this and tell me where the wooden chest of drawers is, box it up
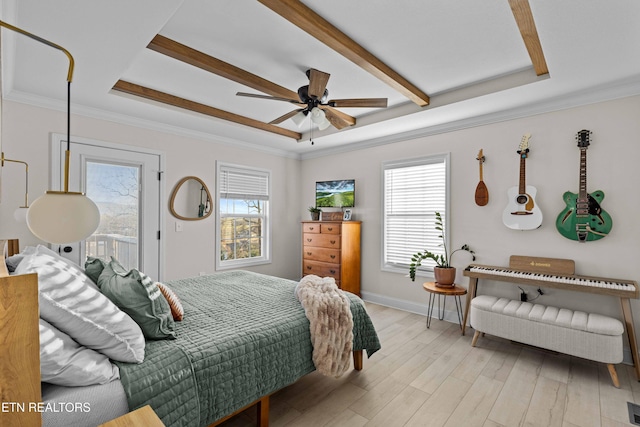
[301,220,361,296]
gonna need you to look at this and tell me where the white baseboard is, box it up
[360,290,634,366]
[360,290,464,325]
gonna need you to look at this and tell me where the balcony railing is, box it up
[85,234,138,270]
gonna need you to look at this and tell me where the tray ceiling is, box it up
[2,0,640,157]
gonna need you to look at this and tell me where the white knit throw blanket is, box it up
[295,275,354,378]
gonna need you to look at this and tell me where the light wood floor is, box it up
[221,302,639,427]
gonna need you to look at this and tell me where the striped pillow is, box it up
[15,245,145,363]
[156,282,184,321]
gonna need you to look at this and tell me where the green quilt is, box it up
[115,270,380,427]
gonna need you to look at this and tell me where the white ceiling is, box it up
[3,0,640,158]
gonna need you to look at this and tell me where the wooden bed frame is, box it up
[209,351,362,427]
[0,239,364,427]
[209,350,362,427]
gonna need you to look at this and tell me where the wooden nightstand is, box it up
[99,405,165,427]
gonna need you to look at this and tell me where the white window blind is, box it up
[219,165,269,200]
[382,155,448,273]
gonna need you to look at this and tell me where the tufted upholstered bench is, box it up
[470,295,624,387]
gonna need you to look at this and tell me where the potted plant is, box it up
[408,212,475,287]
[308,206,321,221]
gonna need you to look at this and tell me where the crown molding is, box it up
[5,74,640,162]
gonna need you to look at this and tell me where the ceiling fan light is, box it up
[310,107,325,125]
[291,110,307,128]
[318,118,331,131]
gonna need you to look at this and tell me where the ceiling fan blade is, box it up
[320,106,356,130]
[269,109,304,125]
[328,98,388,108]
[236,92,303,105]
[308,69,330,99]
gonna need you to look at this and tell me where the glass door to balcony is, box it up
[51,136,163,281]
[84,161,142,272]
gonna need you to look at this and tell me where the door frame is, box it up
[49,133,166,280]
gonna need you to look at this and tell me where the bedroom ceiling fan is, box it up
[236,68,387,131]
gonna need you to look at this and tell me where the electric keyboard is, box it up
[464,264,639,298]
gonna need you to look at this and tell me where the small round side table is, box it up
[422,282,467,332]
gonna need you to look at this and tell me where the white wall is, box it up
[300,95,640,335]
[0,101,302,281]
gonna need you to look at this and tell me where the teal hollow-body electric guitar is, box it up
[502,133,543,230]
[556,129,612,242]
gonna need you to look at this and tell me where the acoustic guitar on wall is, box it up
[502,133,543,230]
[555,129,612,242]
[475,149,489,206]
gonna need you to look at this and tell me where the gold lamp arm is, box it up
[0,20,74,82]
[0,152,29,208]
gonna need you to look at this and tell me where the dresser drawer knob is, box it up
[330,240,336,245]
[307,238,312,242]
[327,227,333,231]
[306,266,312,270]
[306,252,312,256]
[330,270,336,274]
[309,226,315,230]
[330,255,336,259]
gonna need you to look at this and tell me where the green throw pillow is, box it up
[98,258,176,340]
[84,257,106,285]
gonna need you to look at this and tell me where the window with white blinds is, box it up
[219,166,269,201]
[382,154,449,274]
[216,162,271,269]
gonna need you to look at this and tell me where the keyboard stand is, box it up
[461,256,640,381]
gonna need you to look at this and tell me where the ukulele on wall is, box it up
[502,133,543,230]
[556,129,612,242]
[475,149,489,206]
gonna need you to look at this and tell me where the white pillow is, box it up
[40,318,120,386]
[14,245,145,363]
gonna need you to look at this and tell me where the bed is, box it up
[0,239,381,427]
